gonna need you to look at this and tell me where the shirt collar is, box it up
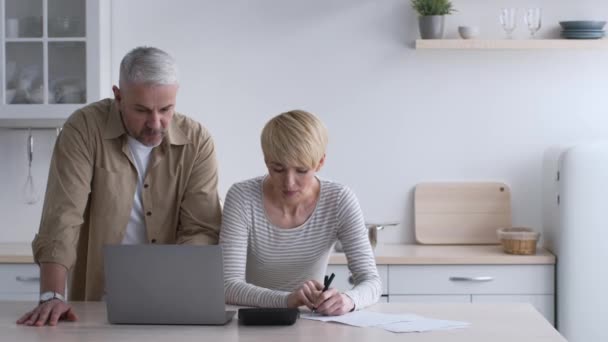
[103,99,190,146]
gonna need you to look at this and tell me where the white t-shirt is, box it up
[121,136,155,244]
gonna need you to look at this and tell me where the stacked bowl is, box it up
[560,20,606,39]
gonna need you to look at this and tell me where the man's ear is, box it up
[112,85,121,102]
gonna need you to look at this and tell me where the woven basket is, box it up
[497,227,540,255]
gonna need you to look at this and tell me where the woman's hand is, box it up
[313,288,354,316]
[287,280,324,309]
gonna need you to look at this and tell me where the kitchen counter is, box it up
[0,242,555,265]
[1,301,565,341]
[0,243,33,263]
[329,243,555,265]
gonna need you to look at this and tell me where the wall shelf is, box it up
[415,39,608,50]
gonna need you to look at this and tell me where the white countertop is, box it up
[0,242,555,265]
[1,302,565,341]
[329,243,555,265]
[0,243,33,263]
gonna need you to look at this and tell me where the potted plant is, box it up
[412,0,456,39]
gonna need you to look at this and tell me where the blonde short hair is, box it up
[261,110,328,169]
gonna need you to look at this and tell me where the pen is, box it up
[322,273,335,292]
[312,272,336,314]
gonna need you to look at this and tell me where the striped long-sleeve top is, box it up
[219,176,381,309]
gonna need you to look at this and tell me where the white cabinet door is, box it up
[390,295,471,303]
[0,263,39,301]
[0,0,105,123]
[472,294,554,325]
[388,265,554,295]
[326,264,388,295]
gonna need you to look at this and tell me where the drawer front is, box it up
[0,264,40,293]
[0,292,39,301]
[472,294,554,325]
[326,265,388,295]
[390,294,471,303]
[389,265,554,295]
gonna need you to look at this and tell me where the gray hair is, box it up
[119,46,179,86]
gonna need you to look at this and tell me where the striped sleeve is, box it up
[219,184,291,307]
[336,186,382,309]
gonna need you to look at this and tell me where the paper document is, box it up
[301,311,423,327]
[301,310,470,333]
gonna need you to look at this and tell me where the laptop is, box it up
[103,244,236,325]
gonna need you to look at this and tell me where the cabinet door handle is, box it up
[449,276,494,282]
[16,276,40,283]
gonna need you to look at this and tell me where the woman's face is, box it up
[266,157,324,203]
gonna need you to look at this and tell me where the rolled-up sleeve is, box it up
[176,127,221,245]
[32,115,94,270]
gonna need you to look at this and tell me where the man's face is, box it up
[113,82,179,146]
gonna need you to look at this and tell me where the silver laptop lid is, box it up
[104,244,232,325]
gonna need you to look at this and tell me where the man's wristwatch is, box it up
[39,291,65,304]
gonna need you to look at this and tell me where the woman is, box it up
[220,110,381,316]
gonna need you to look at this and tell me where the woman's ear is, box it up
[315,154,326,172]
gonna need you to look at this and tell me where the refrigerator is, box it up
[543,142,608,341]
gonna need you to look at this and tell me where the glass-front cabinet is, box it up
[0,0,101,123]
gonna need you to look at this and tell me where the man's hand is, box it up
[313,288,355,316]
[287,280,324,309]
[16,299,78,326]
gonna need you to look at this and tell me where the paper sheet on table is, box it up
[301,311,424,327]
[379,318,470,333]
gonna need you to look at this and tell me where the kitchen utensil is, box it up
[334,222,399,252]
[365,222,399,249]
[414,182,511,244]
[559,20,606,30]
[458,26,480,39]
[23,129,39,205]
[524,8,542,38]
[499,8,517,39]
[497,227,540,255]
[561,31,605,39]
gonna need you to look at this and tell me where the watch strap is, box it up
[39,291,65,304]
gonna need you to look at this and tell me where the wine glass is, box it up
[500,8,517,39]
[524,8,542,38]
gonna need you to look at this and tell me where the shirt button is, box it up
[146,211,152,216]
[144,184,149,188]
[151,239,157,243]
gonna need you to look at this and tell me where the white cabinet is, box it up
[390,295,471,303]
[327,263,555,324]
[326,264,388,295]
[0,0,105,123]
[0,263,39,301]
[388,265,555,325]
[388,265,554,295]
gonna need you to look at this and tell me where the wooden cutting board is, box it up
[414,182,511,244]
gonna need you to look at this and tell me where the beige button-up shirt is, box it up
[32,99,222,301]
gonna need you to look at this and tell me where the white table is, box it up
[1,302,565,341]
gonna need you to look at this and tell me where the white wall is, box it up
[2,0,608,243]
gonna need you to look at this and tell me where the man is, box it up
[17,47,222,326]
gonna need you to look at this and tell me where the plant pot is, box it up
[418,15,445,39]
